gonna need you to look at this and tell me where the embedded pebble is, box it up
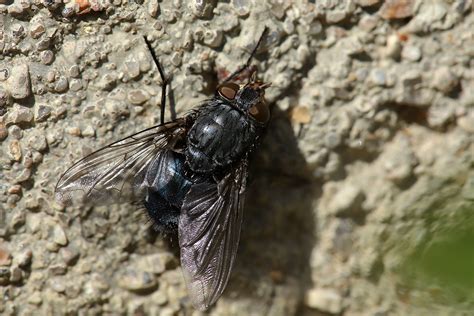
[322,182,365,216]
[290,106,312,124]
[170,52,182,66]
[36,37,52,51]
[81,125,96,137]
[324,132,342,149]
[193,0,215,18]
[54,76,69,93]
[136,253,177,275]
[10,266,22,283]
[50,277,67,293]
[125,59,141,79]
[7,184,22,195]
[0,68,10,81]
[305,288,343,314]
[88,273,110,293]
[203,30,224,48]
[431,67,459,94]
[49,263,67,275]
[7,125,24,141]
[457,115,474,133]
[8,139,22,161]
[379,0,415,20]
[383,137,418,185]
[14,165,32,183]
[6,64,32,99]
[10,210,26,229]
[147,0,159,17]
[406,1,449,32]
[0,247,12,266]
[60,247,80,266]
[26,213,42,234]
[40,50,55,65]
[6,104,34,125]
[326,11,347,24]
[15,249,32,267]
[34,105,52,122]
[53,225,68,246]
[46,70,56,83]
[27,291,42,305]
[27,132,48,152]
[69,79,83,91]
[269,1,289,19]
[401,45,422,61]
[137,51,152,72]
[128,89,150,105]
[428,102,455,128]
[66,127,82,136]
[29,23,45,39]
[401,69,422,87]
[97,74,117,91]
[232,0,251,16]
[118,269,157,292]
[0,123,7,141]
[368,68,387,86]
[359,15,378,32]
[68,65,81,78]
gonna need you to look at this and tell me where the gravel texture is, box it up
[1,0,473,315]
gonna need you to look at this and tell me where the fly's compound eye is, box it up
[249,101,270,123]
[218,82,240,100]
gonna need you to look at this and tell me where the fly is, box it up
[55,27,271,310]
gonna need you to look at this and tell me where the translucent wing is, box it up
[179,159,248,310]
[55,119,187,206]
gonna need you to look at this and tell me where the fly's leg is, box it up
[222,26,269,84]
[144,36,168,125]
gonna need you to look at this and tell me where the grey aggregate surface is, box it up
[0,0,473,315]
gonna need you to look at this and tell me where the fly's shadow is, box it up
[226,106,317,311]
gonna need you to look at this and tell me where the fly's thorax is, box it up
[184,100,263,174]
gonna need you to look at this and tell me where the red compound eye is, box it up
[217,82,240,100]
[249,101,270,123]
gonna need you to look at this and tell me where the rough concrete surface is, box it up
[1,0,474,315]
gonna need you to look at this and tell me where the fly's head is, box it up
[217,72,271,125]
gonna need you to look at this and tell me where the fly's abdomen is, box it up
[144,151,192,232]
[185,103,257,173]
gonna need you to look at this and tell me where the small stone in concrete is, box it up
[379,0,415,20]
[432,67,459,94]
[6,64,32,99]
[0,247,12,266]
[6,104,34,125]
[35,105,52,122]
[118,269,157,292]
[128,89,150,105]
[306,287,343,314]
[53,225,68,246]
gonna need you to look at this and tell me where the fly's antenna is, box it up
[222,26,269,84]
[144,36,168,125]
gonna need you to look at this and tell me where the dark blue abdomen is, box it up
[144,151,192,232]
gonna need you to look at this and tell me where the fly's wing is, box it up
[55,119,187,206]
[179,159,248,310]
